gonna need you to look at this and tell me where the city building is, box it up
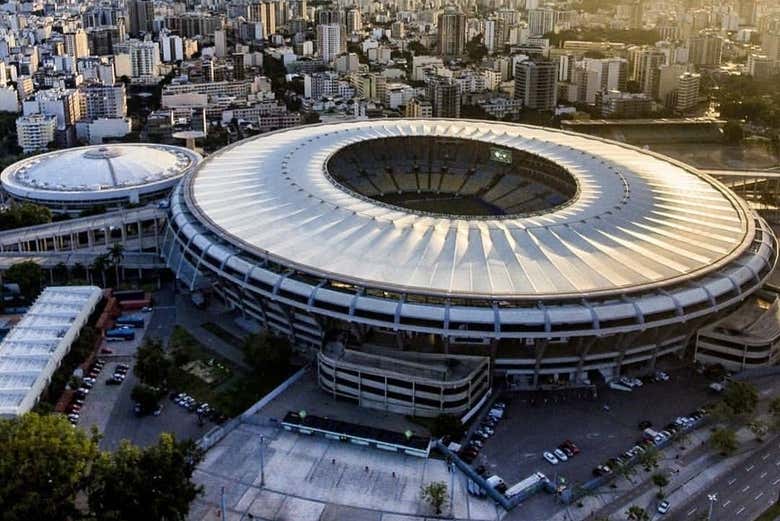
[427,76,461,118]
[317,23,343,63]
[514,59,557,110]
[437,7,466,58]
[688,33,724,66]
[598,90,653,117]
[15,114,57,153]
[113,39,160,81]
[747,53,775,78]
[675,72,700,112]
[162,119,777,390]
[528,8,556,36]
[126,0,154,37]
[63,29,89,59]
[1,144,201,213]
[79,84,127,120]
[404,98,433,117]
[633,48,666,97]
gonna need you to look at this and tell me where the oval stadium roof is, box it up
[186,119,756,300]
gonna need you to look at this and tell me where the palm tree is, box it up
[91,254,109,288]
[108,242,124,286]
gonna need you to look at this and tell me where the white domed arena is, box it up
[163,119,776,415]
[1,144,201,214]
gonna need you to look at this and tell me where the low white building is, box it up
[75,117,132,144]
[0,286,103,418]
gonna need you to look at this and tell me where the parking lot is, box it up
[73,307,212,449]
[467,366,712,516]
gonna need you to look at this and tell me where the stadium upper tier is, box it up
[1,144,201,212]
[182,119,773,300]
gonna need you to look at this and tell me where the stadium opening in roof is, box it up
[164,119,777,414]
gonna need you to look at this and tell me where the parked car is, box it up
[553,448,568,462]
[559,445,574,458]
[657,500,670,514]
[562,439,580,455]
[543,451,559,465]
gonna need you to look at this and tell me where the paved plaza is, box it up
[190,421,502,521]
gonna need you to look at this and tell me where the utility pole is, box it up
[259,435,265,487]
[707,493,717,521]
[221,486,227,520]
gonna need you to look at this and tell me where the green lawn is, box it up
[755,502,780,521]
[166,326,294,417]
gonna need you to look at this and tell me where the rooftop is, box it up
[1,143,201,202]
[187,119,754,299]
[0,286,102,417]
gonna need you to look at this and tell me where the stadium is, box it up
[1,144,201,214]
[163,119,777,416]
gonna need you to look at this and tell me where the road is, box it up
[665,437,780,521]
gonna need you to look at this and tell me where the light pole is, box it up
[259,435,265,487]
[707,493,717,521]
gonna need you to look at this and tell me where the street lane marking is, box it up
[755,492,764,500]
[742,485,751,492]
[728,478,737,485]
[774,478,780,485]
[687,507,697,516]
[723,500,731,508]
[761,471,768,479]
[763,454,770,461]
[737,506,746,515]
[746,465,755,472]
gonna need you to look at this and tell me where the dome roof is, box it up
[1,144,201,203]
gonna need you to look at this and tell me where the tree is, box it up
[0,413,100,521]
[91,254,109,288]
[723,381,759,418]
[5,260,43,301]
[625,505,650,521]
[431,414,465,440]
[465,35,487,63]
[88,433,204,521]
[769,398,780,431]
[748,419,768,442]
[134,337,172,388]
[710,428,738,456]
[0,202,52,230]
[131,384,163,414]
[243,332,292,380]
[53,261,68,283]
[421,481,448,515]
[722,120,744,144]
[652,473,669,498]
[107,242,125,286]
[637,446,660,471]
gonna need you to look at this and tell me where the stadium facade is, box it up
[163,119,777,415]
